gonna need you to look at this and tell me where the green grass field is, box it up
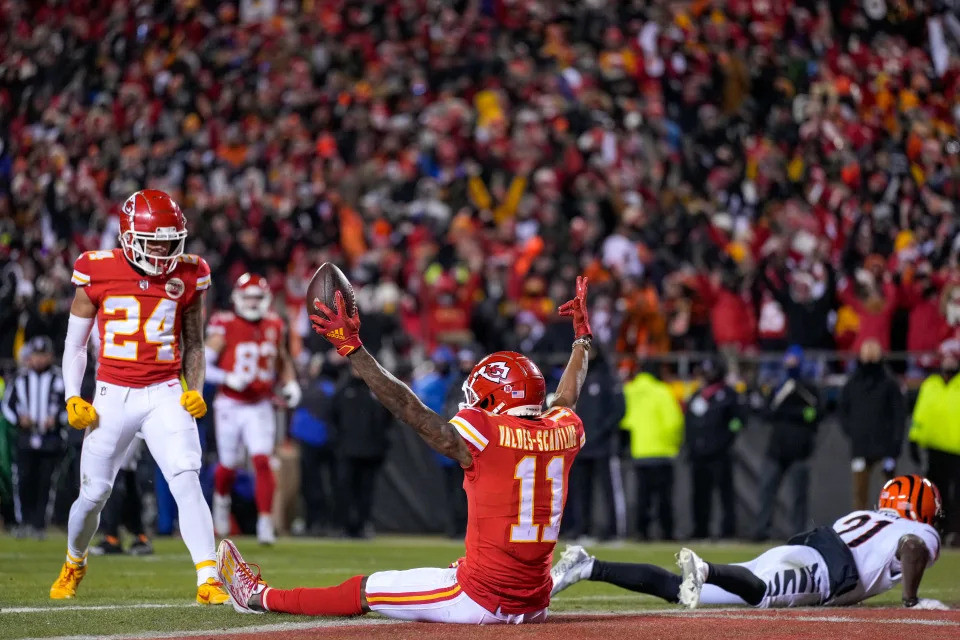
[1,535,958,640]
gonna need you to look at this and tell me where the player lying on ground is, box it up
[52,190,228,604]
[551,474,947,610]
[205,272,301,545]
[218,276,593,624]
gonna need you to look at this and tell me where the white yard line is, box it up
[559,595,665,602]
[676,611,960,626]
[2,603,192,614]
[18,618,401,640]
[556,609,960,626]
[7,603,956,622]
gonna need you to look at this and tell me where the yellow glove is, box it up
[66,396,98,430]
[180,390,207,418]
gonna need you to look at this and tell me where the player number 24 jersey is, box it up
[71,249,210,388]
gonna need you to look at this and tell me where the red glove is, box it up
[310,291,363,357]
[558,276,592,339]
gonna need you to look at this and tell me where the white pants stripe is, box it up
[365,567,548,624]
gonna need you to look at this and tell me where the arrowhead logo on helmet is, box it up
[460,351,546,417]
[477,362,511,384]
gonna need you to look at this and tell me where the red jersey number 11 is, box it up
[510,455,565,543]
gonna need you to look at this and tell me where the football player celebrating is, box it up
[218,276,593,624]
[551,474,947,611]
[205,273,301,545]
[52,190,228,605]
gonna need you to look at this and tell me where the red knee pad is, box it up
[251,455,275,514]
[214,464,237,496]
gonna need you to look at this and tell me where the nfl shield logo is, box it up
[139,280,149,290]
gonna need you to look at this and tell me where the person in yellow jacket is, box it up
[909,345,960,545]
[621,365,684,540]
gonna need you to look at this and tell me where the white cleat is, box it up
[677,547,708,609]
[550,545,593,597]
[257,514,276,546]
[217,539,266,614]
[212,493,231,538]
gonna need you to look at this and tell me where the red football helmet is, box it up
[232,273,272,321]
[877,474,943,526]
[118,189,188,276]
[460,351,546,417]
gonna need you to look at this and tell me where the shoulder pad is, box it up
[72,250,117,286]
[209,310,236,324]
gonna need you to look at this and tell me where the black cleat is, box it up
[128,535,154,556]
[90,537,124,555]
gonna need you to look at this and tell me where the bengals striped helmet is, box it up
[877,474,943,526]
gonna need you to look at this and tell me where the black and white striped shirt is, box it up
[1,366,67,444]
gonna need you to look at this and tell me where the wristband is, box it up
[903,596,919,608]
[573,337,592,352]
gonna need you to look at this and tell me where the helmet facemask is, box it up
[459,378,480,412]
[120,227,186,276]
[233,287,272,322]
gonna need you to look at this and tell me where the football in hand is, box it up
[307,262,357,318]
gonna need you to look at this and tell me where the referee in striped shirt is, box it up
[1,336,67,538]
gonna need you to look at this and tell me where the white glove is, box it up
[910,598,949,610]
[224,371,250,392]
[281,380,302,407]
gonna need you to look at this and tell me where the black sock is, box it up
[589,560,681,603]
[705,562,766,606]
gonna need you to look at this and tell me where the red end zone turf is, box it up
[154,608,960,640]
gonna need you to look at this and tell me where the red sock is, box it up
[263,576,365,616]
[214,464,236,496]
[251,455,275,514]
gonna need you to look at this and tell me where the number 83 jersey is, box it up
[450,406,585,615]
[830,509,941,605]
[71,248,211,387]
[206,309,284,402]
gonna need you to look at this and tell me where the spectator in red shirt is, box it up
[901,263,949,353]
[701,270,756,352]
[840,258,900,352]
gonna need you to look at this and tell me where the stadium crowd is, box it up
[3,0,960,370]
[2,1,960,542]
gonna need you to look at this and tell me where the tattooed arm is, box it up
[349,347,472,466]
[181,297,206,391]
[311,291,472,466]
